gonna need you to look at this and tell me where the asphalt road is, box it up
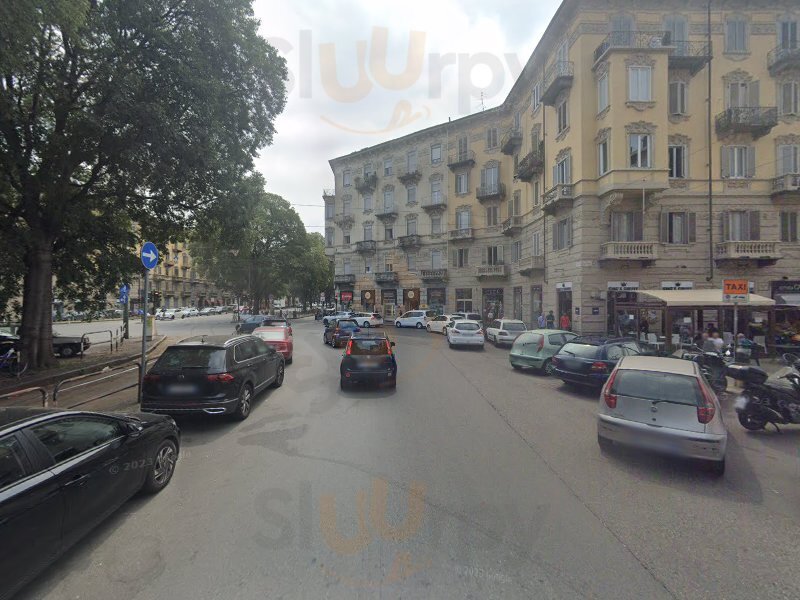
[16,317,800,600]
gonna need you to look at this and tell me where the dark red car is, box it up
[253,327,294,364]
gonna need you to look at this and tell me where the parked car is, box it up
[199,307,215,316]
[323,319,360,347]
[450,312,482,322]
[322,311,353,327]
[253,327,293,364]
[552,336,643,388]
[141,335,284,420]
[258,317,292,335]
[0,407,179,599]
[597,356,727,475]
[236,315,271,334]
[485,319,527,346]
[509,329,578,374]
[214,306,226,314]
[427,314,463,334]
[394,310,432,329]
[156,308,179,320]
[446,320,485,349]
[340,333,397,390]
[52,333,92,358]
[182,307,199,318]
[352,312,384,328]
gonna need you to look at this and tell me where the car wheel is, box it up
[415,322,423,329]
[542,359,554,376]
[141,438,178,493]
[395,321,401,328]
[270,361,285,388]
[597,435,613,453]
[59,345,76,358]
[362,321,370,328]
[286,356,293,365]
[233,383,254,420]
[426,324,431,332]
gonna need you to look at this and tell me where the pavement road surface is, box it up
[14,317,800,600]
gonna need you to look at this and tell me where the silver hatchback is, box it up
[596,356,727,475]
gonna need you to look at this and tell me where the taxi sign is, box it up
[723,279,749,303]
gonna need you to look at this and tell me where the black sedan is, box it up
[235,315,271,334]
[141,335,284,420]
[0,407,179,600]
[340,333,397,389]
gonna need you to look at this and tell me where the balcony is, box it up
[771,173,800,199]
[476,182,506,202]
[355,240,377,254]
[375,206,398,222]
[375,271,399,285]
[354,173,378,194]
[333,213,355,227]
[768,44,800,76]
[515,144,544,181]
[502,215,524,236]
[421,268,448,281]
[449,228,473,241]
[517,255,545,275]
[541,61,574,106]
[500,128,522,155]
[715,241,782,266]
[599,241,658,266]
[594,31,672,63]
[447,149,475,170]
[334,274,356,285]
[398,234,422,249]
[422,194,447,212]
[398,169,422,186]
[668,41,712,77]
[476,264,509,279]
[322,188,335,201]
[715,107,778,139]
[542,183,574,215]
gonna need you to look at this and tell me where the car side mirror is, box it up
[390,341,396,347]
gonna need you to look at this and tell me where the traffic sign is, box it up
[723,279,749,303]
[140,242,159,270]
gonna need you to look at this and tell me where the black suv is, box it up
[340,332,397,390]
[551,336,643,388]
[141,335,284,420]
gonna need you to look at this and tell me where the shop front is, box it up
[455,288,473,313]
[361,289,376,312]
[381,289,398,317]
[556,282,572,328]
[482,287,504,323]
[530,286,542,326]
[606,281,641,337]
[340,290,354,310]
[404,288,420,311]
[427,288,446,315]
[772,280,800,353]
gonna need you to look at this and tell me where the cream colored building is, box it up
[325,0,800,335]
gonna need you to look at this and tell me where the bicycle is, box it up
[0,347,28,378]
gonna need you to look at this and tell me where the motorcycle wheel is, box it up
[738,408,767,431]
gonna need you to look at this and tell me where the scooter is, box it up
[675,345,731,394]
[729,355,800,431]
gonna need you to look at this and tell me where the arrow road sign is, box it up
[140,242,159,270]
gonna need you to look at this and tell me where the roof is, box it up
[176,335,247,347]
[618,355,700,376]
[570,336,636,345]
[525,329,574,335]
[638,289,775,307]
[453,320,481,325]
[0,407,57,428]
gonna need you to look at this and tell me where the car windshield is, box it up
[456,323,480,331]
[348,338,390,355]
[503,322,526,331]
[611,370,702,405]
[153,347,226,371]
[337,321,358,330]
[513,333,542,348]
[247,316,264,323]
[254,330,285,341]
[559,343,599,358]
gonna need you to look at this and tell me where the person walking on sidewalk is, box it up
[546,310,555,329]
[560,312,571,331]
[537,312,546,329]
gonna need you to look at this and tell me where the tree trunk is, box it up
[20,233,57,369]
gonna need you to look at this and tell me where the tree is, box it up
[0,0,287,367]
[290,232,333,311]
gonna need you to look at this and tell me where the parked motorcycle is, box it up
[674,345,732,394]
[729,356,800,431]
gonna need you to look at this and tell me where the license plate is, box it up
[168,383,197,395]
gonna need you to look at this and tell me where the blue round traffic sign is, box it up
[140,242,159,270]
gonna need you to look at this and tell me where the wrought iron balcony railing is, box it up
[715,107,777,139]
[447,149,476,169]
[541,61,574,105]
[594,31,672,63]
[476,182,506,202]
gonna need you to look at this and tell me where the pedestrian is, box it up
[546,310,555,329]
[559,312,571,331]
[639,317,649,336]
[537,312,546,329]
[711,331,725,352]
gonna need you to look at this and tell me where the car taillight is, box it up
[345,340,353,355]
[207,373,235,383]
[697,383,716,424]
[603,369,619,408]
[143,374,160,383]
[590,361,608,373]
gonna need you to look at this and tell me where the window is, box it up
[453,248,470,268]
[512,241,522,263]
[383,158,393,176]
[480,164,499,192]
[382,254,393,271]
[778,144,800,176]
[455,288,473,312]
[343,258,352,274]
[343,234,350,245]
[669,81,687,115]
[779,81,800,116]
[598,73,609,113]
[363,193,373,211]
[325,203,334,219]
[342,197,351,215]
[611,212,643,242]
[781,211,798,242]
[0,435,29,489]
[598,140,609,175]
[384,226,393,240]
[325,228,334,247]
[31,417,123,463]
[531,82,541,111]
[407,253,417,271]
[664,15,688,51]
[486,205,499,226]
[668,145,687,178]
[407,150,417,172]
[343,170,351,186]
[431,144,442,163]
[723,210,760,241]
[430,214,442,234]
[457,135,468,159]
[611,14,635,34]
[533,180,540,206]
[532,231,542,256]
[555,41,568,63]
[556,98,568,133]
[407,186,416,204]
[407,217,417,236]
[486,245,503,265]
[365,258,372,273]
[629,134,652,168]
[456,209,470,230]
[383,188,394,210]
[722,145,755,178]
[725,17,748,53]
[456,172,469,194]
[364,162,374,176]
[552,217,572,250]
[779,19,798,50]
[727,81,754,108]
[431,249,442,269]
[511,192,521,216]
[553,155,571,184]
[363,223,373,241]
[628,67,651,101]
[487,127,498,148]
[431,180,442,204]
[660,211,696,245]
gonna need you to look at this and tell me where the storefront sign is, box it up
[607,281,639,292]
[661,281,694,290]
[723,279,749,303]
[361,289,375,306]
[556,282,572,291]
[340,291,353,302]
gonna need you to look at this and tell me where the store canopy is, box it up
[775,294,800,306]
[638,289,775,307]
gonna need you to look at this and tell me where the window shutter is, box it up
[669,82,678,114]
[792,213,799,242]
[566,156,572,183]
[451,250,457,267]
[481,248,487,265]
[552,222,558,250]
[480,168,486,188]
[659,212,669,243]
[749,210,760,240]
[722,211,730,241]
[499,244,504,264]
[567,216,574,247]
[611,213,620,241]
[720,146,730,178]
[746,146,756,178]
[778,145,791,176]
[633,211,644,241]
[748,80,760,107]
[463,248,469,265]
[687,212,697,243]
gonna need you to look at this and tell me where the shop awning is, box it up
[775,294,800,306]
[638,289,775,307]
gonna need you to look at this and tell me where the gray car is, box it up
[596,355,727,475]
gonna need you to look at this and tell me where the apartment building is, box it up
[325,0,800,334]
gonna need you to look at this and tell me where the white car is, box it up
[199,307,215,316]
[394,310,431,329]
[180,307,199,318]
[156,309,179,320]
[426,314,463,334]
[485,319,527,346]
[447,320,485,348]
[352,312,383,328]
[323,311,353,327]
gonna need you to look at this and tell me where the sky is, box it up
[251,0,560,234]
